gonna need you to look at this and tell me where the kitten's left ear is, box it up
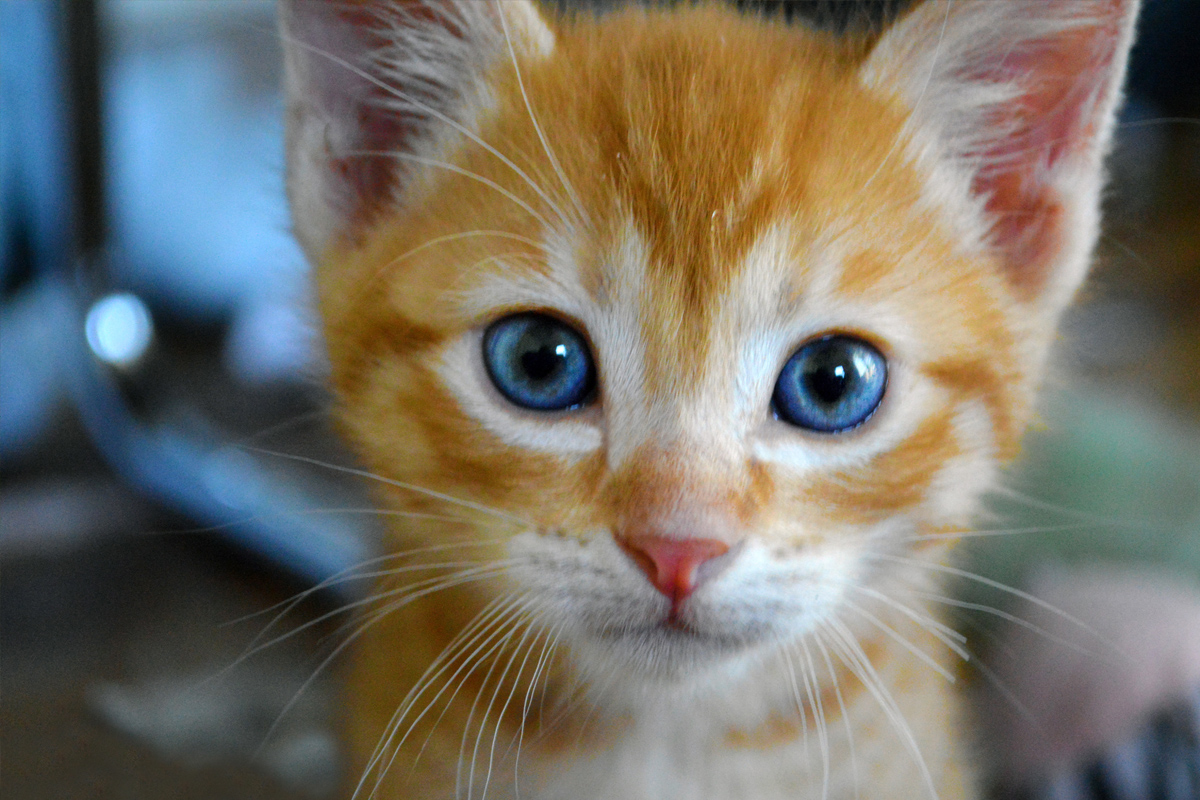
[860,0,1140,321]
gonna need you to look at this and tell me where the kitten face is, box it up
[311,8,1030,686]
[285,0,1137,700]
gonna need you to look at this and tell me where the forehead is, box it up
[547,9,892,292]
[479,11,970,368]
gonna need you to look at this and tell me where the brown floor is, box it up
[1,526,341,799]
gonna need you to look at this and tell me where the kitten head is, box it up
[282,0,1138,684]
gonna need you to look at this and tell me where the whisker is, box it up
[939,609,1049,740]
[1116,116,1200,129]
[868,553,1106,645]
[306,561,516,646]
[496,1,586,227]
[815,631,860,800]
[476,617,546,800]
[840,599,957,682]
[511,623,562,798]
[277,24,571,231]
[235,409,332,446]
[214,561,509,694]
[458,613,531,800]
[360,595,530,799]
[989,485,1175,534]
[909,590,1107,659]
[899,520,1106,543]
[334,564,516,661]
[361,595,534,800]
[798,637,832,800]
[849,586,970,659]
[779,645,812,758]
[237,446,531,526]
[369,227,545,280]
[224,536,509,630]
[349,150,553,230]
[258,565,512,766]
[824,619,939,800]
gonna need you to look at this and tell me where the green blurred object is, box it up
[963,386,1200,597]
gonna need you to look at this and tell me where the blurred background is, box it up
[1,1,1197,798]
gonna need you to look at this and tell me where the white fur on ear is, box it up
[860,0,1140,321]
[279,0,554,259]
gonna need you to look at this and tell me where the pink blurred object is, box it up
[978,565,1200,785]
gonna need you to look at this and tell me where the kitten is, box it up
[279,1,1141,797]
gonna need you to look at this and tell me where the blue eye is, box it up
[772,335,887,433]
[483,313,596,411]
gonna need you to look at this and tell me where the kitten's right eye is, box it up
[483,313,596,411]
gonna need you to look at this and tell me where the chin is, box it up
[576,618,771,686]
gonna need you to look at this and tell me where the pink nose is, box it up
[618,536,730,604]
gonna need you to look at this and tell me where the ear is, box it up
[860,0,1140,319]
[279,0,554,258]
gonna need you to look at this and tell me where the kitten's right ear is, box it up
[279,0,554,259]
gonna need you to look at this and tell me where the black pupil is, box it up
[805,359,849,404]
[520,340,563,382]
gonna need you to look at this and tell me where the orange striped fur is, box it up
[281,1,1140,797]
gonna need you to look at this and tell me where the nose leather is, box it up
[618,535,729,605]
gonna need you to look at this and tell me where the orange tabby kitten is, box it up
[280,1,1140,797]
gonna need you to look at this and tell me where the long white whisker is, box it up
[989,485,1173,533]
[496,1,586,226]
[779,645,811,757]
[869,553,1104,643]
[458,613,529,800]
[941,610,1050,740]
[798,637,832,800]
[478,618,546,800]
[227,539,494,628]
[228,561,512,680]
[236,409,331,446]
[238,446,531,526]
[899,520,1105,543]
[356,595,518,798]
[849,586,971,660]
[512,623,561,799]
[362,595,535,800]
[824,620,939,800]
[261,565,511,767]
[815,631,860,800]
[910,590,1107,658]
[841,599,956,682]
[350,149,553,230]
[368,227,545,280]
[385,597,537,794]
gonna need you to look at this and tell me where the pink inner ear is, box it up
[328,88,413,233]
[327,3,451,232]
[967,10,1125,297]
[288,0,477,239]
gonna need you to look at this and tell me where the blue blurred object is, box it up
[100,1,308,323]
[0,0,373,591]
[0,0,73,454]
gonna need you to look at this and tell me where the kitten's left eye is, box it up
[772,335,887,433]
[483,313,596,411]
